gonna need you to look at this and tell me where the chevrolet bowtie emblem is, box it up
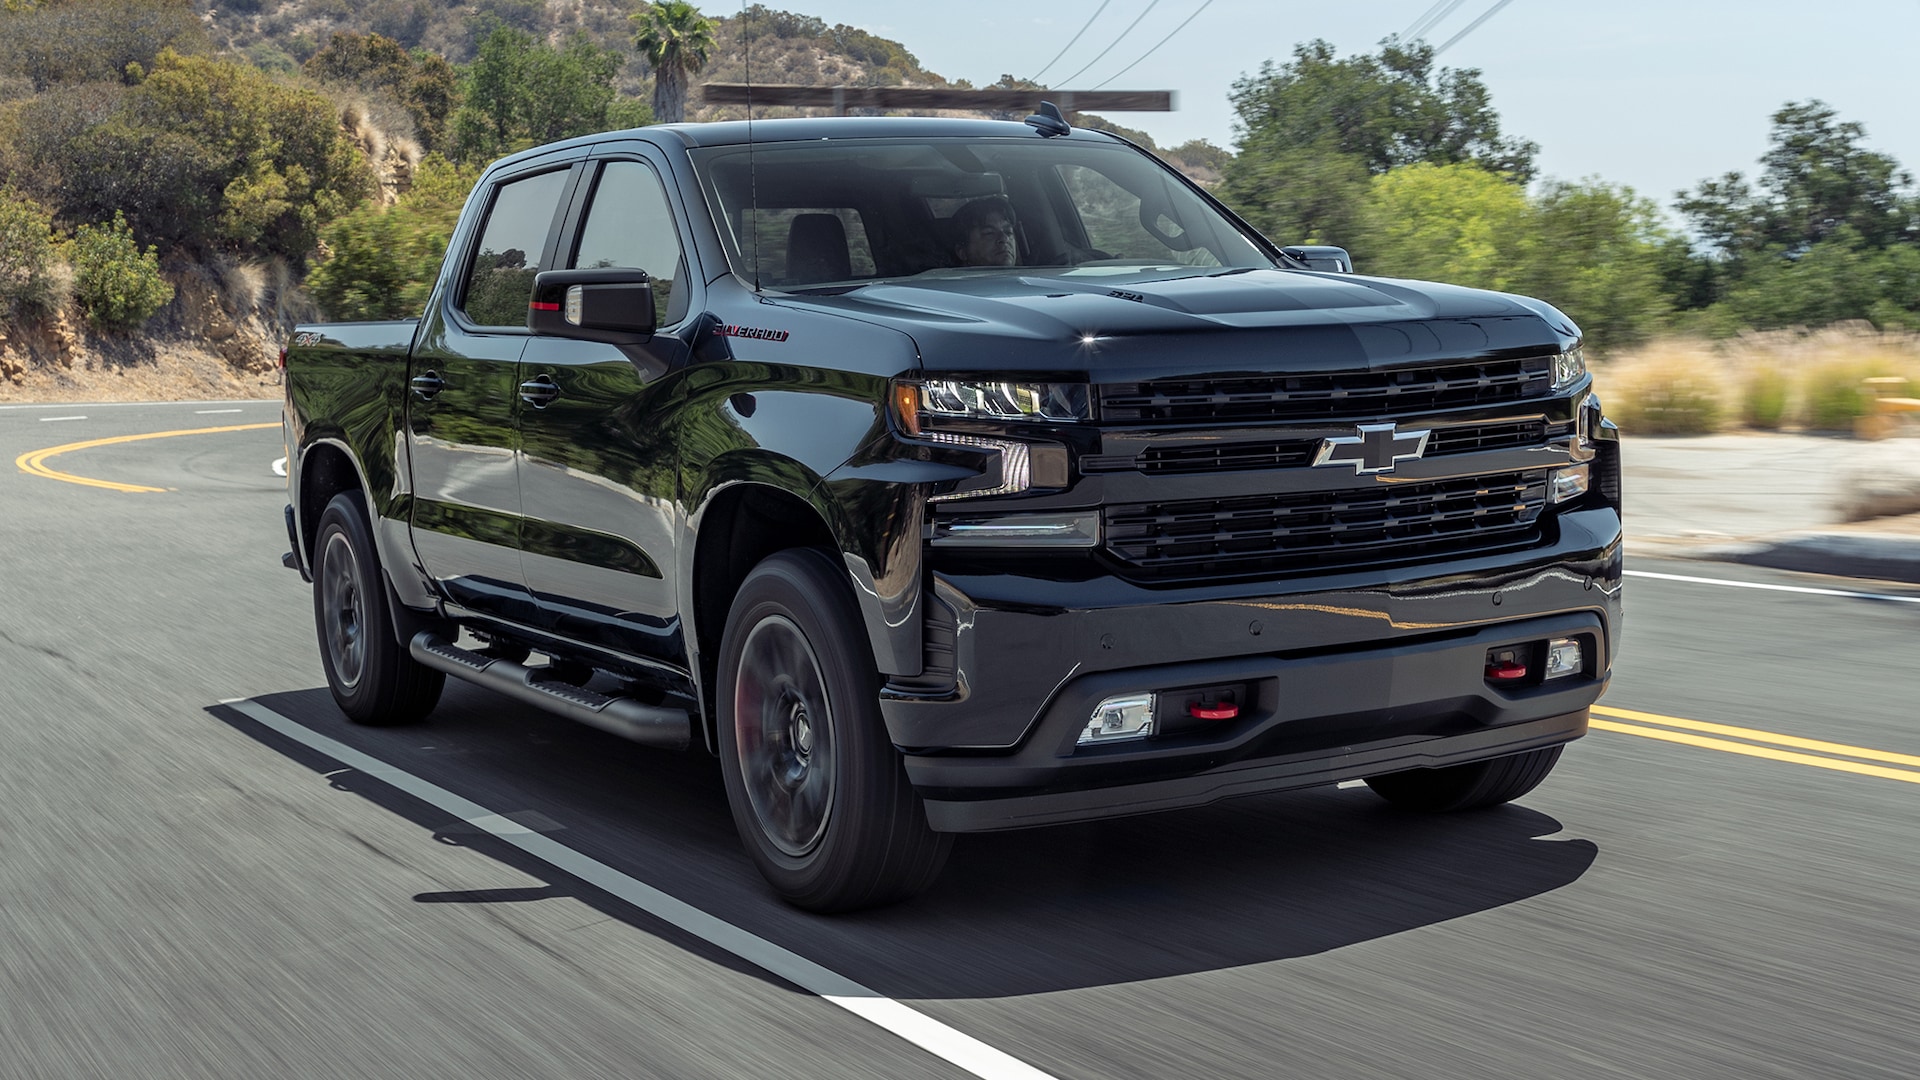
[1312,423,1432,474]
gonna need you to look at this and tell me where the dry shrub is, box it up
[1601,325,1920,435]
[1594,338,1730,435]
[216,254,268,314]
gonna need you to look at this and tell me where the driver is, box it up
[949,196,1019,267]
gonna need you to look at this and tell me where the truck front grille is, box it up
[1104,472,1549,579]
[1096,419,1550,475]
[1098,356,1553,425]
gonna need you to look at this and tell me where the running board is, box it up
[409,632,691,751]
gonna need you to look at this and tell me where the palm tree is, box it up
[630,1,716,125]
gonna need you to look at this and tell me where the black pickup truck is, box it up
[281,110,1621,911]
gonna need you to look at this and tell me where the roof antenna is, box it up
[743,2,760,292]
[1024,100,1071,137]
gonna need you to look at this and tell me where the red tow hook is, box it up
[1486,660,1528,682]
[1189,702,1239,721]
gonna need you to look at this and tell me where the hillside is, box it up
[0,1,1224,402]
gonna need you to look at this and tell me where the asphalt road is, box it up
[2,400,1916,1080]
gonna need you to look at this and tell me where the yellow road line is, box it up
[1593,705,1920,769]
[15,422,279,493]
[1592,718,1920,785]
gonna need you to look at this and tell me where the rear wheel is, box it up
[717,549,951,912]
[1364,745,1565,813]
[313,493,444,726]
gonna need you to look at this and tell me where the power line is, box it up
[1433,0,1519,55]
[1090,0,1215,90]
[1052,0,1161,89]
[1402,0,1470,42]
[1028,1,1112,84]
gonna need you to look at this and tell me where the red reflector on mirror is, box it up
[1486,661,1528,681]
[1190,703,1239,720]
[530,302,561,311]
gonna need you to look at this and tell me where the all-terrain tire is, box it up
[312,493,445,726]
[1364,745,1565,813]
[717,549,952,912]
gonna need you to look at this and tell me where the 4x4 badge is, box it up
[1312,423,1432,474]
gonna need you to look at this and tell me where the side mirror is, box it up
[1280,245,1354,274]
[529,268,655,343]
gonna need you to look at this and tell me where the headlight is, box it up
[892,378,1089,435]
[1552,345,1587,391]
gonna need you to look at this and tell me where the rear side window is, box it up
[460,169,569,327]
[571,160,690,324]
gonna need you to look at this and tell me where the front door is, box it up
[516,157,693,669]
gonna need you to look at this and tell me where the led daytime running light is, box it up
[924,432,1030,501]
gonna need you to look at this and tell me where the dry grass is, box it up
[1596,324,1920,435]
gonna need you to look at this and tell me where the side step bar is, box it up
[409,632,691,751]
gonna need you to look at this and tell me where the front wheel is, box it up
[717,549,951,912]
[312,493,444,726]
[1364,745,1565,813]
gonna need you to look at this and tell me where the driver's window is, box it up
[573,160,689,324]
[1056,164,1222,267]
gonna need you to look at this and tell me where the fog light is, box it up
[1080,693,1155,745]
[1551,464,1591,504]
[1545,637,1584,680]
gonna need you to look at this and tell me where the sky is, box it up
[751,0,1920,223]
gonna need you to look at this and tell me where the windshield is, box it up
[689,137,1275,290]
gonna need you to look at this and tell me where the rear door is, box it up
[408,160,579,624]
[515,152,697,669]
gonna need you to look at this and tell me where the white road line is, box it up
[196,408,244,414]
[222,697,1061,1080]
[272,456,288,478]
[0,399,271,411]
[37,415,86,422]
[1623,568,1920,604]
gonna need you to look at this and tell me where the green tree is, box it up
[1223,39,1535,245]
[1514,180,1673,353]
[631,1,716,125]
[0,187,62,317]
[304,31,414,90]
[69,211,172,331]
[606,97,656,131]
[1679,101,1915,257]
[24,51,375,260]
[1353,162,1529,291]
[403,51,462,153]
[307,153,481,320]
[450,27,620,162]
[1671,101,1920,332]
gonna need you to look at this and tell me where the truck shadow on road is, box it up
[213,685,1598,999]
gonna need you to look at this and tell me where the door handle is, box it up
[519,373,560,407]
[410,371,444,399]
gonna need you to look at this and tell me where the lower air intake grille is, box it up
[1105,472,1549,579]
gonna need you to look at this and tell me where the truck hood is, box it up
[770,266,1578,380]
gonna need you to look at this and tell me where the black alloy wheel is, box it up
[717,549,951,912]
[312,493,445,725]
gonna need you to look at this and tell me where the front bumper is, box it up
[907,611,1601,832]
[882,506,1620,831]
